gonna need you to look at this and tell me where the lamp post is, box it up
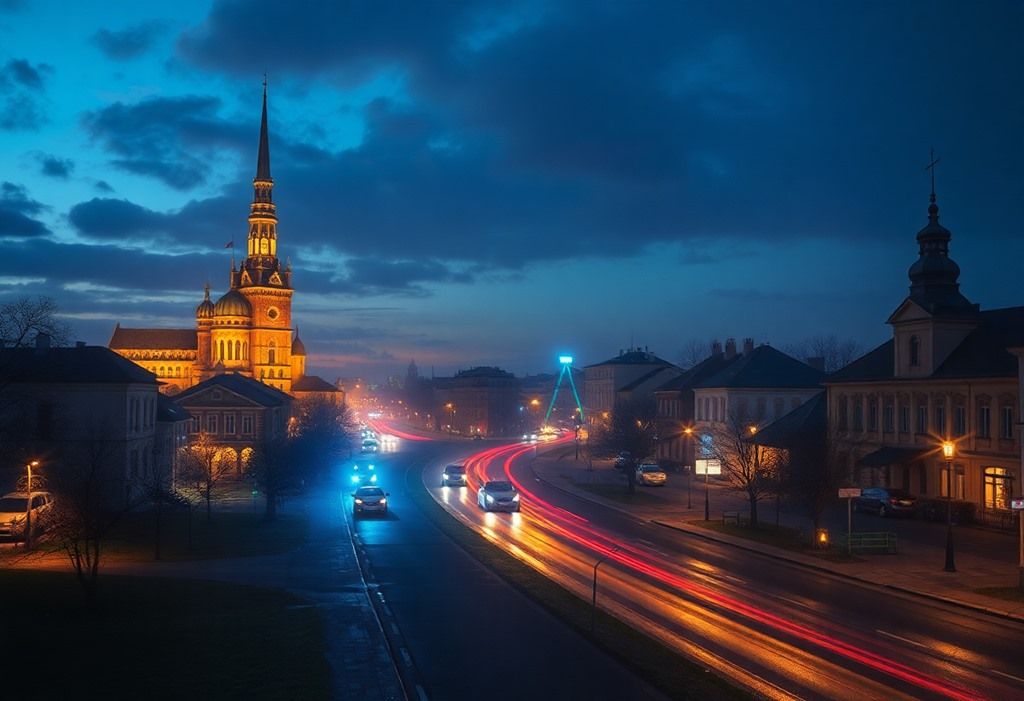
[943,441,956,573]
[24,460,39,549]
[684,427,693,509]
[445,403,454,437]
[704,462,710,522]
[591,547,619,633]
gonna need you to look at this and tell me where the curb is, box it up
[531,462,1024,626]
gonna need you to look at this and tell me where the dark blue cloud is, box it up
[36,153,74,178]
[0,182,49,239]
[92,22,166,60]
[0,59,52,130]
[82,95,245,189]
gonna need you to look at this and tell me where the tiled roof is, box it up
[109,326,197,350]
[292,375,340,393]
[751,392,826,448]
[174,372,293,408]
[827,306,1024,384]
[157,393,190,422]
[586,349,675,368]
[694,345,823,389]
[655,354,738,392]
[0,345,158,384]
[619,367,676,392]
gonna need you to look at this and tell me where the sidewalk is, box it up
[532,446,1024,622]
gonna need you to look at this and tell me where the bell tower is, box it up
[235,81,295,392]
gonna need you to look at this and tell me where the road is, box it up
[346,439,666,701]
[401,435,1024,701]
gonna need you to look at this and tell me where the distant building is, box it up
[173,373,294,476]
[0,335,163,505]
[435,367,519,436]
[109,87,338,402]
[584,347,681,423]
[827,191,1020,526]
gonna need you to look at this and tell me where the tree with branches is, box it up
[778,429,852,535]
[591,398,659,494]
[0,295,71,348]
[289,396,356,485]
[247,435,293,521]
[708,413,779,527]
[179,432,233,523]
[783,334,863,373]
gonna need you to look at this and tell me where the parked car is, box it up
[441,463,468,487]
[360,438,380,453]
[352,486,388,516]
[635,463,667,486]
[0,491,54,540]
[477,480,520,512]
[350,461,377,485]
[614,451,632,470]
[854,487,916,517]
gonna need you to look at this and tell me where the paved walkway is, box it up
[533,445,1024,622]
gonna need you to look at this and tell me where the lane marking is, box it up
[875,629,928,650]
[991,669,1024,685]
[776,596,812,611]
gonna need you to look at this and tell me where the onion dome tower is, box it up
[906,190,975,315]
[195,283,215,369]
[290,328,306,381]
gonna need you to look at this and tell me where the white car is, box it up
[353,486,389,516]
[441,464,468,487]
[0,491,53,540]
[635,463,667,486]
[477,480,520,512]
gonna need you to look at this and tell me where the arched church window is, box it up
[176,367,182,378]
[260,238,269,255]
[235,340,241,360]
[219,340,224,361]
[243,342,248,360]
[277,368,283,378]
[159,366,165,377]
[268,340,276,365]
[909,336,920,366]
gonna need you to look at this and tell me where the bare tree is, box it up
[0,295,71,348]
[45,432,135,600]
[289,396,355,484]
[708,413,778,527]
[677,339,710,371]
[248,436,293,521]
[783,334,863,373]
[591,398,659,494]
[179,432,233,523]
[778,428,851,535]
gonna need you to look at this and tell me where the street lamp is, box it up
[683,427,693,509]
[943,441,956,573]
[445,403,454,436]
[591,546,620,632]
[24,459,39,549]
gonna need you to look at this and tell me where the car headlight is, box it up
[354,498,363,504]
[370,474,377,483]
[486,494,494,503]
[379,498,387,505]
[512,494,520,502]
[368,464,375,470]
[351,475,360,483]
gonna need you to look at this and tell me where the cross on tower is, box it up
[925,148,941,201]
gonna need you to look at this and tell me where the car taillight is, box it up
[889,498,898,504]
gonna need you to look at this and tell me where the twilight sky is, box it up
[0,0,1021,382]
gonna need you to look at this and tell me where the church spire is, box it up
[256,76,271,181]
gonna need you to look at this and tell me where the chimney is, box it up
[711,339,723,357]
[743,337,754,355]
[806,356,826,372]
[724,338,737,359]
[34,333,51,350]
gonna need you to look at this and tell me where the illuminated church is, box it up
[110,88,337,399]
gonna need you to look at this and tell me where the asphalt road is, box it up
[346,440,666,701]
[413,436,1024,701]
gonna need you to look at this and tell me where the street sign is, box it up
[838,488,862,499]
[695,459,721,476]
[1012,498,1024,510]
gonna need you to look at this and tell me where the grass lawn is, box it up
[696,520,861,563]
[408,475,750,700]
[571,479,673,506]
[0,569,330,699]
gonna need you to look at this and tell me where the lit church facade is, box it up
[111,88,333,399]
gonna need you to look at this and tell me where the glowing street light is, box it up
[942,441,956,573]
[24,459,39,549]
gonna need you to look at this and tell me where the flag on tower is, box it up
[224,241,234,248]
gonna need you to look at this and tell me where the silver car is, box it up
[441,464,467,487]
[477,480,520,512]
[0,491,53,540]
[353,486,389,516]
[635,463,667,486]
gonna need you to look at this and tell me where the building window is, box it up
[773,397,784,419]
[899,406,910,434]
[954,406,966,437]
[934,405,946,436]
[939,463,965,500]
[268,340,276,365]
[868,400,878,431]
[207,414,219,434]
[837,399,848,431]
[883,403,894,433]
[1002,406,1014,440]
[225,414,236,434]
[984,467,1013,510]
[916,405,927,434]
[977,406,991,438]
[242,414,253,435]
[190,416,200,433]
[909,335,919,366]
[853,400,863,431]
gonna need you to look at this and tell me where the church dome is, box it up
[213,288,252,317]
[196,283,215,319]
[291,333,306,356]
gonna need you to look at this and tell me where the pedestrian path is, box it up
[532,446,1024,622]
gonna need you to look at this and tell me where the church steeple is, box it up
[238,79,289,290]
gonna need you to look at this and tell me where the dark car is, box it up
[854,487,917,517]
[353,486,388,516]
[614,451,632,470]
[441,463,468,487]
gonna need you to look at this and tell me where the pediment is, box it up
[240,271,253,286]
[886,298,930,325]
[177,385,263,408]
[269,272,283,286]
